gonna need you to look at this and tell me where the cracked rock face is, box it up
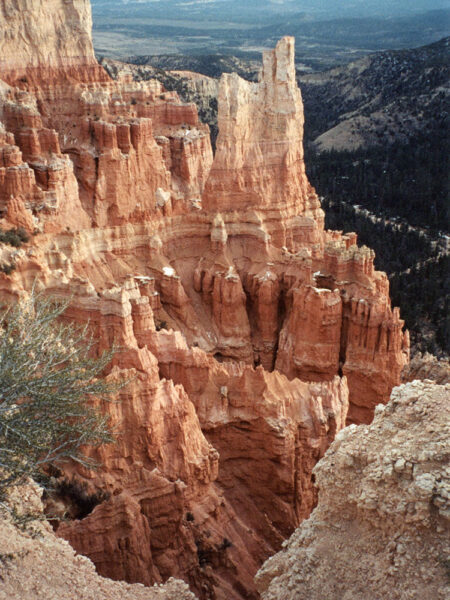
[0,0,107,85]
[256,380,450,600]
[0,483,197,600]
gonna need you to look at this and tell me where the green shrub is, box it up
[0,227,30,248]
[0,291,120,494]
[0,263,16,275]
[155,319,167,331]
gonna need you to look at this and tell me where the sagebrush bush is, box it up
[0,291,120,494]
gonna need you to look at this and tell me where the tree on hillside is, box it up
[0,292,119,495]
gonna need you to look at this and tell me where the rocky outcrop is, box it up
[204,37,320,223]
[0,0,108,86]
[0,482,197,600]
[0,73,212,234]
[0,2,410,598]
[256,380,450,600]
[46,278,347,599]
[101,58,221,146]
[199,38,408,423]
[402,352,450,384]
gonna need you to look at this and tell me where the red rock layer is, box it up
[51,279,347,599]
[0,5,409,597]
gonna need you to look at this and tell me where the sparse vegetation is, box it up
[0,263,17,276]
[0,227,30,248]
[0,292,120,495]
[302,37,449,356]
[155,319,167,331]
[301,38,449,144]
[50,477,110,520]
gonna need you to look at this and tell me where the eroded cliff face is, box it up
[0,2,409,598]
[0,0,107,85]
[256,381,450,600]
[0,482,197,600]
[199,36,408,422]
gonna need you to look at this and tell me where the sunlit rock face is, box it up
[203,38,317,217]
[0,0,107,85]
[0,2,409,598]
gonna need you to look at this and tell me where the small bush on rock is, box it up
[0,291,120,494]
[0,227,30,248]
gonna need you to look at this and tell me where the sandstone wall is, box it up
[0,0,107,85]
[0,482,197,600]
[203,37,320,224]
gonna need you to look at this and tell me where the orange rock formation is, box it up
[0,482,197,600]
[0,1,409,598]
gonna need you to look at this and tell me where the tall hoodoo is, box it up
[203,37,321,231]
[0,3,409,599]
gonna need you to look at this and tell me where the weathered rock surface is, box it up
[0,0,107,85]
[47,280,347,599]
[101,58,220,145]
[0,483,197,600]
[256,380,450,600]
[402,352,450,385]
[204,37,319,221]
[0,1,410,598]
[200,37,408,422]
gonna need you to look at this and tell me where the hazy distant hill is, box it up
[91,1,450,21]
[300,37,449,232]
[300,37,449,150]
[259,9,450,49]
[90,0,450,67]
[126,55,259,81]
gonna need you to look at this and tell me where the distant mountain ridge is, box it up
[91,1,450,21]
[90,0,450,66]
[300,36,449,151]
